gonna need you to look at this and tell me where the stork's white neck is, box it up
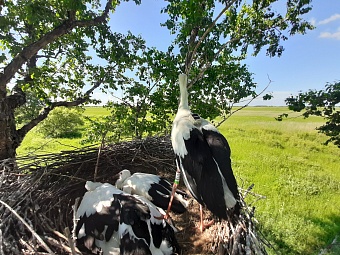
[178,74,189,110]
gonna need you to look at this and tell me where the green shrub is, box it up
[37,107,84,138]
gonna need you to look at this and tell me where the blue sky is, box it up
[100,0,340,106]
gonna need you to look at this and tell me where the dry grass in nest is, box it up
[0,136,271,254]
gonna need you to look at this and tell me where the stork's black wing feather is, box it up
[201,129,239,200]
[148,181,187,214]
[202,128,240,215]
[75,196,121,252]
[120,232,152,255]
[158,177,189,200]
[179,128,229,219]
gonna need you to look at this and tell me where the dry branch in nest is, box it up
[210,186,271,255]
[0,136,271,254]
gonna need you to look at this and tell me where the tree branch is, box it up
[215,75,272,127]
[109,93,134,108]
[0,0,114,90]
[188,36,241,89]
[7,86,26,109]
[186,0,238,75]
[185,27,199,74]
[16,80,103,143]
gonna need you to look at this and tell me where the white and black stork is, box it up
[75,181,180,255]
[169,73,240,231]
[115,169,188,214]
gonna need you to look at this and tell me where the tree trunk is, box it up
[0,94,19,160]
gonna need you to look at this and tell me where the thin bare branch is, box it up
[72,197,80,240]
[109,92,134,108]
[216,75,273,127]
[94,131,107,182]
[64,227,77,255]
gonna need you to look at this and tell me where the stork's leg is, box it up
[198,204,214,232]
[155,169,181,220]
[164,183,178,219]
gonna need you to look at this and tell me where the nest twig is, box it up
[209,185,271,255]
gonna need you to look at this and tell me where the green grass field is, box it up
[17,106,340,254]
[17,106,111,155]
[220,107,340,255]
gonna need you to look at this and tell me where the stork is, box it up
[115,169,188,214]
[75,181,180,255]
[168,73,240,232]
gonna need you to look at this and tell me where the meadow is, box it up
[17,106,340,255]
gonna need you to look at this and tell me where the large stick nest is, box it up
[0,136,271,254]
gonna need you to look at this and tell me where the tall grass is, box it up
[17,106,340,254]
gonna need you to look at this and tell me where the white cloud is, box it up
[318,14,340,25]
[319,27,340,40]
[309,17,317,26]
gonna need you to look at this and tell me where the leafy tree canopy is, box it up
[0,0,143,158]
[161,0,313,118]
[0,0,314,159]
[91,0,314,143]
[284,82,340,147]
